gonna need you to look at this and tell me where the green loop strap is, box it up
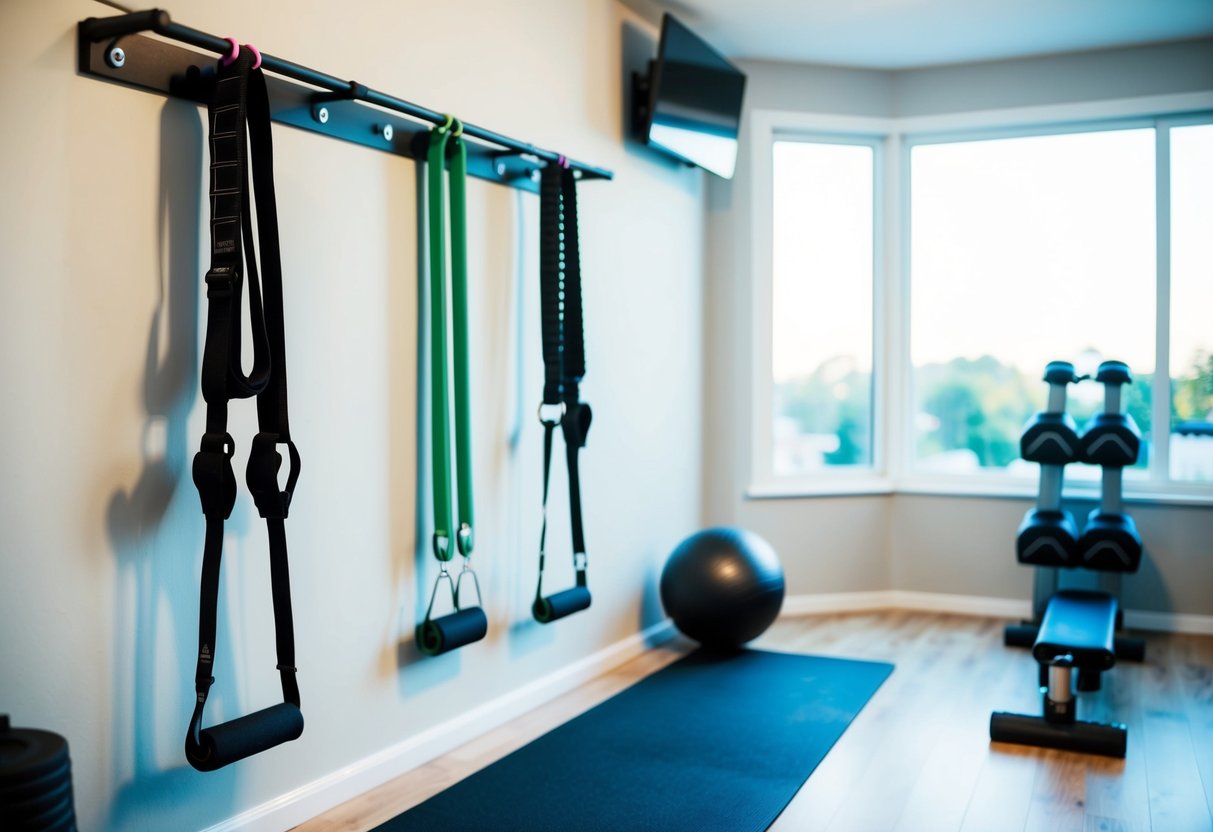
[427,126,453,559]
[449,136,474,557]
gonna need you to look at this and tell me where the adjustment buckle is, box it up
[457,522,474,557]
[562,401,592,448]
[192,432,237,519]
[194,673,216,700]
[246,432,301,519]
[204,267,237,298]
[433,533,452,562]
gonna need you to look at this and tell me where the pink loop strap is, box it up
[220,37,240,66]
[245,44,262,70]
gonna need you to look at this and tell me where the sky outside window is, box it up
[771,140,874,472]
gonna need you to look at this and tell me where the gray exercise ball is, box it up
[660,527,785,649]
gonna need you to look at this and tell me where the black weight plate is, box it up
[6,795,74,831]
[0,727,69,785]
[2,777,72,820]
[0,757,70,802]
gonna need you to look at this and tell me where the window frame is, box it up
[749,111,896,497]
[748,93,1213,505]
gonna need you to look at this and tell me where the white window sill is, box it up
[747,477,894,499]
[746,475,1213,506]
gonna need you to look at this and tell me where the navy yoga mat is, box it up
[376,649,893,832]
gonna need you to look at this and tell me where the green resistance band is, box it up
[417,118,485,657]
[427,118,474,562]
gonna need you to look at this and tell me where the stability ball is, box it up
[660,527,785,649]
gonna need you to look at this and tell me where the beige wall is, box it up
[0,1,705,829]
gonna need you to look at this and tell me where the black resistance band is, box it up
[186,48,304,771]
[533,163,593,624]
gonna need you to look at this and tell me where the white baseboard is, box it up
[781,591,1213,635]
[203,620,677,832]
[1123,608,1213,635]
[779,590,1029,620]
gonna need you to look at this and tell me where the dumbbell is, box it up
[1017,362,1081,568]
[1078,361,1143,572]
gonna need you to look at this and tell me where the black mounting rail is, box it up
[77,9,613,192]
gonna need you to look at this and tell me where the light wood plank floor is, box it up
[296,612,1213,832]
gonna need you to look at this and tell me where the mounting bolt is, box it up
[313,105,330,125]
[375,123,393,141]
[107,46,126,68]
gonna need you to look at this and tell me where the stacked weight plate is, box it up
[0,715,77,832]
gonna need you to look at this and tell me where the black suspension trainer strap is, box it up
[534,164,593,624]
[186,48,304,772]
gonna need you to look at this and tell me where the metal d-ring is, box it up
[422,566,455,623]
[454,561,483,611]
[537,401,566,426]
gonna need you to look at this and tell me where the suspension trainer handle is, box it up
[186,702,304,772]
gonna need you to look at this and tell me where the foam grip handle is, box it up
[186,703,304,772]
[416,607,488,656]
[533,586,592,623]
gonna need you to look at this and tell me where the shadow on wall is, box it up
[640,547,668,636]
[1058,497,1176,616]
[393,160,464,694]
[1122,553,1172,616]
[104,100,238,830]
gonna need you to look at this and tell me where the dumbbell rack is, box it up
[993,361,1147,758]
[1004,361,1145,660]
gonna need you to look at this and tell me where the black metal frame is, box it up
[77,9,613,193]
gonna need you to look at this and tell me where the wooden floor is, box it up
[296,611,1213,832]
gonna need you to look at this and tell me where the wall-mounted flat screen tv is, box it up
[636,14,746,179]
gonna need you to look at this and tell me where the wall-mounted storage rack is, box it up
[77,9,613,192]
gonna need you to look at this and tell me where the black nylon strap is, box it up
[538,164,564,405]
[200,55,270,434]
[535,163,590,612]
[188,50,301,771]
[559,167,585,390]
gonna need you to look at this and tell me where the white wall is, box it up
[703,40,1213,612]
[0,1,704,829]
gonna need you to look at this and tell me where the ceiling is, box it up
[622,0,1213,69]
